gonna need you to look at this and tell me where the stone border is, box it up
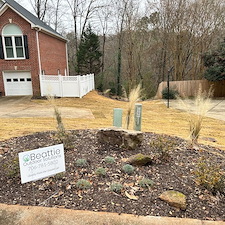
[0,204,224,225]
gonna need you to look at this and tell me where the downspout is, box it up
[65,42,69,76]
[35,28,42,95]
[36,28,42,74]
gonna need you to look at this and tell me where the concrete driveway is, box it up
[163,99,225,121]
[0,96,94,118]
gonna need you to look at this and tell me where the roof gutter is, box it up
[0,3,8,16]
[31,25,67,42]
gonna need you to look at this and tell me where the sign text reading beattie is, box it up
[19,144,65,184]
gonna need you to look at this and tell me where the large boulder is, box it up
[97,128,143,150]
[126,153,152,166]
[159,190,187,210]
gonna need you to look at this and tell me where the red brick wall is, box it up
[0,8,40,96]
[38,32,67,76]
[0,7,68,96]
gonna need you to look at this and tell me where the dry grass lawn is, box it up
[0,91,225,149]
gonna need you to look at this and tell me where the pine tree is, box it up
[203,38,225,81]
[76,25,102,75]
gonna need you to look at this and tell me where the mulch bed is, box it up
[0,129,224,221]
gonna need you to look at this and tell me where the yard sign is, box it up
[19,144,65,184]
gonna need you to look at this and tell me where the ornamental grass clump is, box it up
[178,86,213,145]
[75,158,88,167]
[125,83,143,130]
[47,95,72,149]
[122,164,135,175]
[76,179,91,190]
[110,182,123,193]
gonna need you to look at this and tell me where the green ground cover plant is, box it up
[122,164,135,175]
[104,156,115,164]
[110,182,123,193]
[75,158,88,167]
[138,178,154,188]
[95,167,106,176]
[76,179,91,190]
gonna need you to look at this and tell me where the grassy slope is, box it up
[0,91,224,149]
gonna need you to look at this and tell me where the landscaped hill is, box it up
[0,91,224,149]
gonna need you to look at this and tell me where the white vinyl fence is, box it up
[39,73,95,98]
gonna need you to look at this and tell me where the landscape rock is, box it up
[126,153,152,166]
[97,128,143,150]
[159,190,187,210]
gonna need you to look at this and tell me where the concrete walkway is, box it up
[0,204,224,225]
[0,96,94,119]
[162,99,225,121]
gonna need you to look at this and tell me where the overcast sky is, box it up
[16,0,79,33]
[15,0,154,35]
[17,0,33,11]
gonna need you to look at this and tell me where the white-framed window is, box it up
[2,24,25,59]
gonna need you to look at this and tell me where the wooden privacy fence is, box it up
[40,73,95,98]
[155,80,225,99]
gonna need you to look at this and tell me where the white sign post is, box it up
[19,144,65,184]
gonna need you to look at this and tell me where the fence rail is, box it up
[40,73,95,98]
[155,80,225,98]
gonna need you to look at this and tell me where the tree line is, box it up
[28,0,225,98]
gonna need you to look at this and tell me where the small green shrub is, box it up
[122,164,135,175]
[151,136,176,162]
[76,179,91,190]
[95,167,106,176]
[109,82,116,95]
[75,159,88,167]
[162,87,179,99]
[110,182,123,193]
[138,178,154,188]
[3,156,20,178]
[54,172,65,180]
[104,156,115,164]
[194,156,225,194]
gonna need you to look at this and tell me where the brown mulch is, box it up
[0,129,224,221]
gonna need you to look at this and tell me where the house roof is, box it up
[0,0,66,41]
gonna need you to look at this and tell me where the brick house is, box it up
[0,0,68,96]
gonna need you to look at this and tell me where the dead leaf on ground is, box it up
[125,191,139,200]
[53,191,64,198]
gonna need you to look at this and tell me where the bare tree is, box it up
[112,0,130,95]
[30,0,48,20]
[96,3,112,89]
[53,0,60,31]
[65,0,105,75]
[66,0,104,52]
[147,0,225,82]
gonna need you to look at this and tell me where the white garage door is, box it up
[3,72,33,96]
